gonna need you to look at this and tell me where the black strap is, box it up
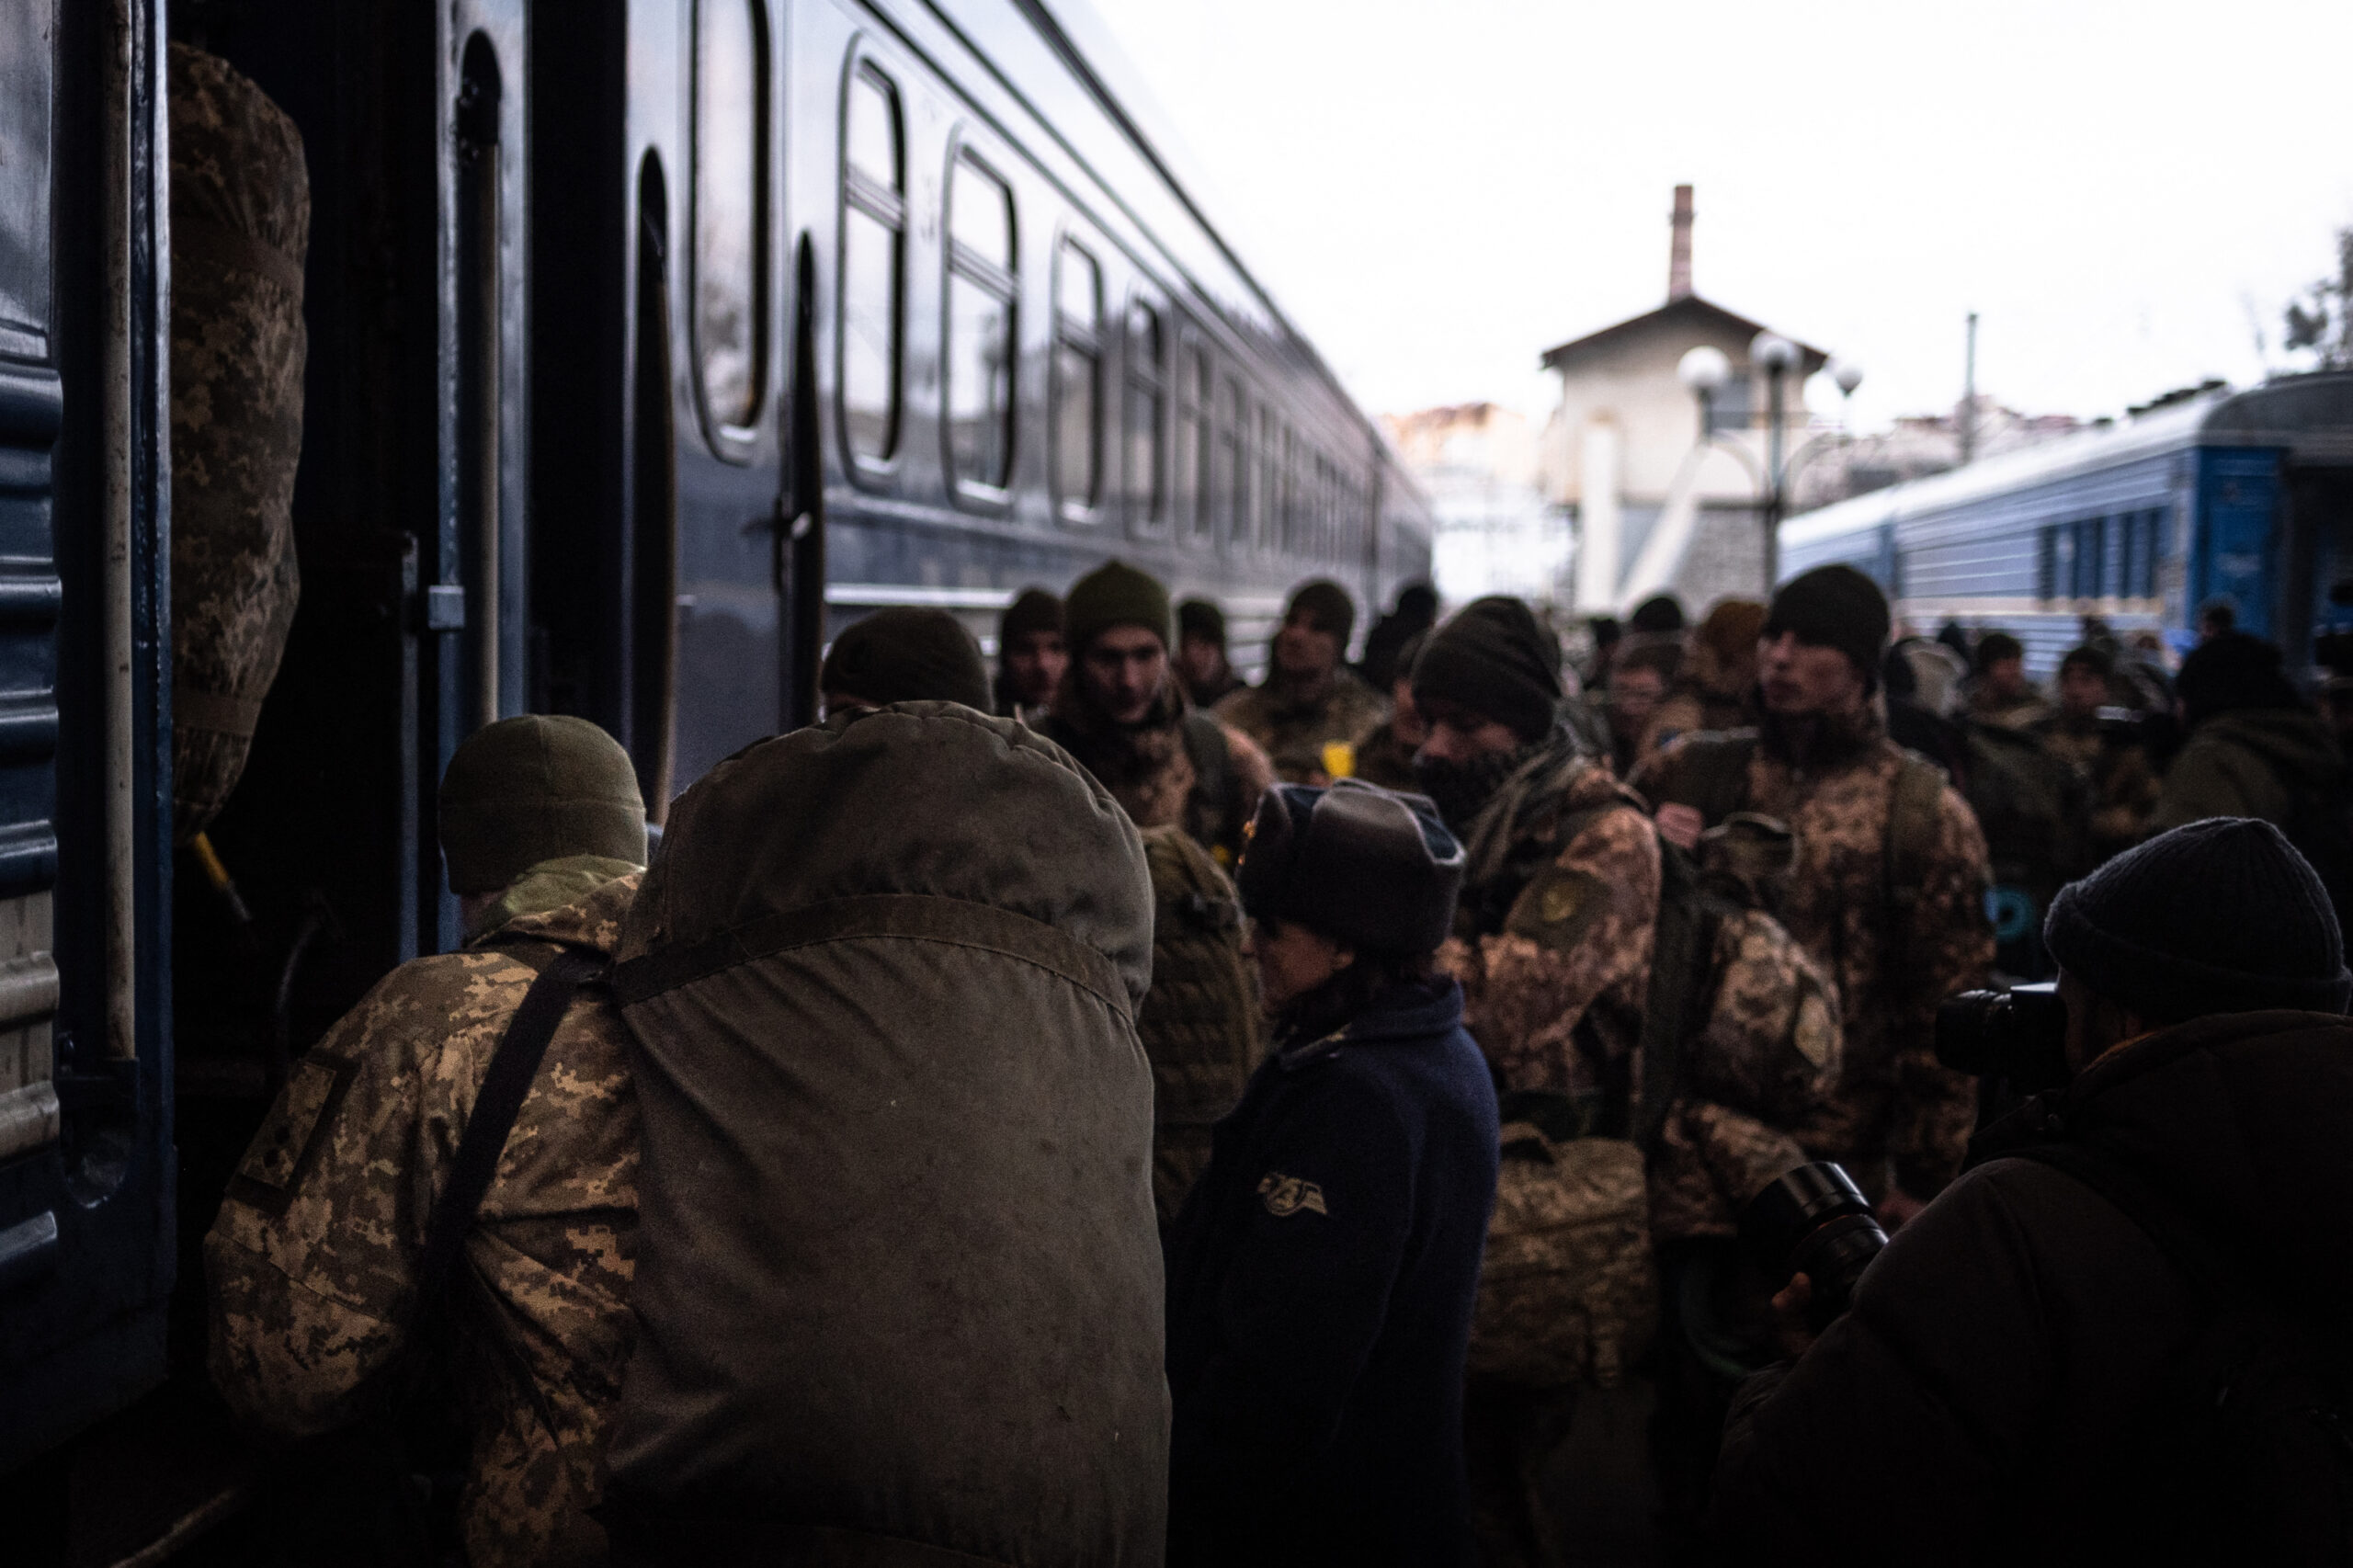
[415,948,604,1313]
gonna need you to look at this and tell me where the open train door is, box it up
[0,0,176,1472]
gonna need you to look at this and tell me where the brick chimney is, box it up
[1667,185,1694,301]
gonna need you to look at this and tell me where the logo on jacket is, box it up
[1258,1172,1328,1218]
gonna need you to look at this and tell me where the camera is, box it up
[1936,981,2069,1093]
[1737,1162,1888,1332]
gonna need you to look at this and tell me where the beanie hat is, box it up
[1630,594,1687,635]
[1411,596,1563,744]
[1974,631,2024,673]
[1764,565,1890,684]
[2059,642,2113,680]
[998,587,1063,645]
[439,715,646,895]
[1237,778,1465,958]
[1176,597,1226,645]
[820,607,991,713]
[2175,631,2303,729]
[2044,817,2352,1021]
[1064,560,1172,654]
[1285,579,1357,646]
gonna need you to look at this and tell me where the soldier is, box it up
[1963,631,2052,730]
[1603,637,1679,777]
[1164,780,1497,1567]
[1216,579,1389,783]
[822,605,992,719]
[1410,596,1662,1568]
[207,715,651,1567]
[1353,630,1430,790]
[1175,597,1245,709]
[1042,559,1274,860]
[1637,565,1994,1221]
[1358,580,1438,693]
[993,586,1065,720]
[1640,597,1767,766]
[2031,643,2162,863]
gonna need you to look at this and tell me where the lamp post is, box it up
[1751,332,1800,589]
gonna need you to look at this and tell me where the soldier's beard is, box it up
[1415,742,1537,835]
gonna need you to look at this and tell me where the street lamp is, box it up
[1677,345,1732,426]
[1751,332,1799,587]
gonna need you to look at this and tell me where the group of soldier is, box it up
[198,551,2353,1567]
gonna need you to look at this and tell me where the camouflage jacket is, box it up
[1637,714,1994,1197]
[1440,737,1661,1103]
[1043,682,1277,861]
[2032,714,2162,860]
[207,870,642,1568]
[1214,669,1389,784]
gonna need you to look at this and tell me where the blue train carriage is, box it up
[1778,370,2353,677]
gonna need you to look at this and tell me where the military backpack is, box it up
[1134,824,1261,1223]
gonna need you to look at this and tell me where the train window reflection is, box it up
[1053,238,1102,517]
[1215,377,1243,547]
[693,0,769,437]
[841,62,904,464]
[1251,404,1273,551]
[1176,346,1208,541]
[1125,301,1164,530]
[947,150,1016,495]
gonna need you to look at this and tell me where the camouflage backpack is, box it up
[1134,824,1261,1222]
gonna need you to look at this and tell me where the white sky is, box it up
[1081,0,2353,432]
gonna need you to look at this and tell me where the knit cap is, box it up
[1284,580,1357,646]
[1064,560,1172,654]
[998,587,1063,645]
[820,607,991,714]
[439,715,646,895]
[1176,597,1226,645]
[2044,817,2352,1021]
[1764,565,1890,686]
[1410,596,1563,743]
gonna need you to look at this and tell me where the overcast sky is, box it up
[1080,0,2353,432]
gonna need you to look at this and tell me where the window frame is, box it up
[1121,293,1167,537]
[836,51,906,482]
[688,0,773,460]
[1050,233,1105,524]
[941,140,1019,509]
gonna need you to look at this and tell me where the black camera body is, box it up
[1936,981,2069,1094]
[1738,1162,1889,1332]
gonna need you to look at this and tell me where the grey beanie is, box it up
[2044,817,2352,1021]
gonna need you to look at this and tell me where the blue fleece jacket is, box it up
[1162,976,1501,1567]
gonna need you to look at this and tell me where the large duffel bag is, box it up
[607,702,1166,1566]
[168,43,307,842]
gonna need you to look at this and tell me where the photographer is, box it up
[1709,817,2353,1564]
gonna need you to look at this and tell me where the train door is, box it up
[0,0,175,1471]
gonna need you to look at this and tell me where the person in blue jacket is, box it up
[1163,778,1502,1567]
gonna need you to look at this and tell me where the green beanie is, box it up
[999,587,1063,644]
[820,607,992,712]
[438,715,646,895]
[1064,559,1172,654]
[1285,579,1357,646]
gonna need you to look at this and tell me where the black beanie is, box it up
[1177,597,1226,645]
[1630,594,1686,635]
[1064,560,1172,653]
[820,607,991,713]
[1237,779,1465,958]
[2175,631,2303,729]
[2044,817,2352,1021]
[1411,596,1563,743]
[1286,579,1357,646]
[998,587,1063,644]
[1765,565,1890,684]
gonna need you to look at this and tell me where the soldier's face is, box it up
[1758,631,1866,718]
[1273,614,1341,681]
[2058,663,2106,718]
[1176,632,1225,686]
[1004,630,1068,707]
[1245,916,1353,1014]
[1080,626,1170,725]
[1416,698,1523,763]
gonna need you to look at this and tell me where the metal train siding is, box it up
[0,0,1429,1501]
[1779,372,2353,676]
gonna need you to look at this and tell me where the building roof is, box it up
[1539,294,1829,377]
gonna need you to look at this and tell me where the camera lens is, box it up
[1738,1162,1889,1329]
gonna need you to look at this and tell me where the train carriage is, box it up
[0,0,1429,1535]
[1780,371,2353,676]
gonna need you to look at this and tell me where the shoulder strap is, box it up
[1882,749,1948,933]
[415,947,604,1314]
[1634,838,1722,1151]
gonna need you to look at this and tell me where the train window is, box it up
[1252,404,1274,551]
[2039,525,2065,603]
[2138,509,2164,597]
[693,0,770,438]
[946,150,1017,496]
[841,62,904,466]
[1052,239,1103,517]
[1179,347,1211,542]
[1216,377,1244,547]
[1280,426,1300,554]
[2072,517,2105,599]
[1124,301,1165,531]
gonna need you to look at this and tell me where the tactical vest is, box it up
[1134,824,1260,1223]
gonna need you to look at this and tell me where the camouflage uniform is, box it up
[2033,712,2163,862]
[1214,669,1390,784]
[1637,710,1995,1199]
[1350,717,1423,790]
[1440,736,1661,1102]
[1043,680,1276,860]
[207,869,642,1568]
